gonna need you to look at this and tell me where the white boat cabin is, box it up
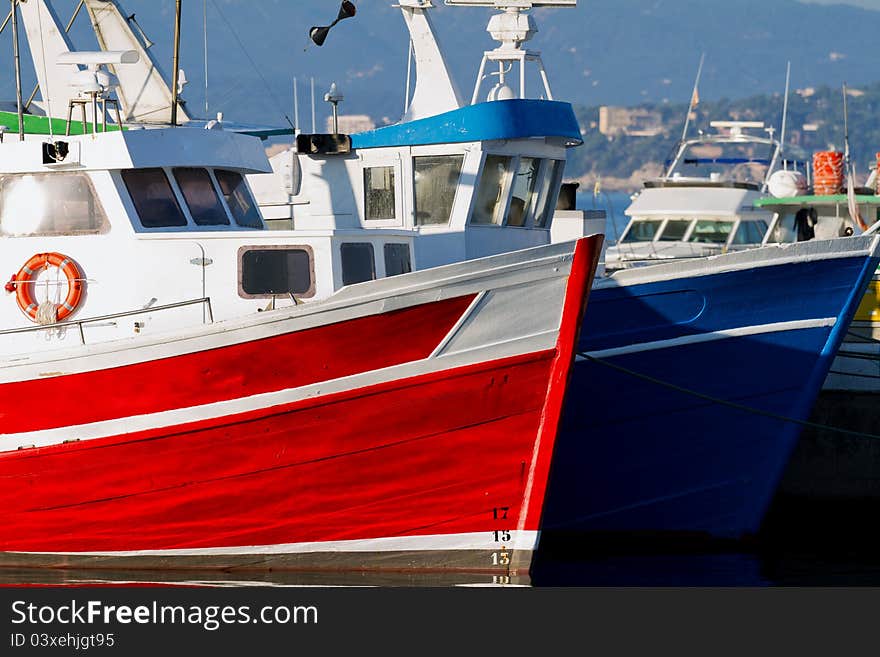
[0,121,418,358]
[604,120,796,270]
[247,0,594,271]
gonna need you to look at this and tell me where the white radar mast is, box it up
[445,0,576,104]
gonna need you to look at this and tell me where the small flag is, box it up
[690,87,699,109]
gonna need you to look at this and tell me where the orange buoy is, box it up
[13,252,85,323]
[812,151,845,195]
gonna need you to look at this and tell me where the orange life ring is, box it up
[13,252,84,322]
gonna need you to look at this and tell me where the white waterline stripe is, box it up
[578,317,838,360]
[11,530,539,557]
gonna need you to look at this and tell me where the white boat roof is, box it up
[0,127,271,174]
[625,186,759,218]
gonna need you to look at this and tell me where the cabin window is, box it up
[508,157,540,227]
[173,168,229,226]
[341,242,376,285]
[534,160,565,228]
[239,246,314,298]
[364,166,396,221]
[621,219,662,243]
[413,155,463,226]
[658,219,691,241]
[215,170,263,228]
[472,155,513,225]
[0,173,108,236]
[384,243,412,277]
[688,220,734,244]
[121,168,187,228]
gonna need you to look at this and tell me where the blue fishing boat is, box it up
[542,236,880,539]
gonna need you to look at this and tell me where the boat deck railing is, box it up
[0,297,214,344]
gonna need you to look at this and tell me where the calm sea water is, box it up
[576,190,633,243]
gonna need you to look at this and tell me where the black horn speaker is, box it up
[310,1,357,47]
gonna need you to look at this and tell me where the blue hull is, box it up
[542,251,879,540]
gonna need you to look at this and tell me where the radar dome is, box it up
[768,170,808,198]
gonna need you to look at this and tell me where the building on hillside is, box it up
[598,106,664,137]
[325,114,376,134]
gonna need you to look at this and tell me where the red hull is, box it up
[2,351,553,553]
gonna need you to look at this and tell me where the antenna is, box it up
[843,82,868,229]
[170,0,182,126]
[763,61,790,187]
[203,0,208,115]
[311,77,316,133]
[679,53,704,143]
[324,82,343,134]
[779,61,790,152]
[843,81,851,166]
[293,77,300,133]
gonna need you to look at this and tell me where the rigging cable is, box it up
[203,0,208,115]
[208,0,294,129]
[579,351,880,440]
[34,0,54,138]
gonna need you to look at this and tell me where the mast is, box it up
[763,61,790,188]
[679,52,704,145]
[779,61,790,154]
[171,0,182,126]
[11,0,24,140]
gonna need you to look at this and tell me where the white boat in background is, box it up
[604,119,804,271]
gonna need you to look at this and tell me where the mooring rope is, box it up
[577,351,880,440]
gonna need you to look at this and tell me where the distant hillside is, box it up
[567,81,880,191]
[2,0,880,129]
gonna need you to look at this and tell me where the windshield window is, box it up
[122,168,187,228]
[0,173,108,236]
[173,168,229,226]
[413,155,463,226]
[508,157,540,227]
[688,220,735,244]
[534,160,565,228]
[657,219,692,241]
[621,219,662,243]
[215,170,263,229]
[731,220,766,244]
[472,155,513,225]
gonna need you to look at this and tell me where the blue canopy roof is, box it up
[351,99,583,149]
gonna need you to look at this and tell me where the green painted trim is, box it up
[754,194,880,207]
[0,110,125,136]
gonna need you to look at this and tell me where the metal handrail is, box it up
[0,297,214,343]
